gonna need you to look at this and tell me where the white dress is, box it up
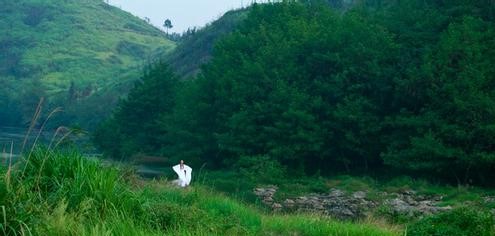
[172,164,192,187]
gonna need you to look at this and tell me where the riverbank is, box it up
[3,149,494,235]
[0,149,401,235]
[202,170,495,224]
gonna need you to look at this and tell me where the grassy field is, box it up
[0,149,401,236]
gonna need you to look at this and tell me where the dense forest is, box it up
[94,0,495,185]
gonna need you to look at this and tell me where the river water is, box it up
[0,126,50,161]
[0,126,88,155]
[0,126,166,178]
[0,126,90,167]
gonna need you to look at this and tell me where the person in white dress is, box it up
[172,160,192,187]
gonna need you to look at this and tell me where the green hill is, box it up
[164,9,247,79]
[0,0,175,127]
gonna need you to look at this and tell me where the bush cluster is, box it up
[407,208,495,236]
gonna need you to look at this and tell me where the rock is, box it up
[386,198,415,215]
[328,206,355,220]
[283,199,295,209]
[263,197,274,203]
[484,196,495,203]
[253,186,452,220]
[284,199,295,205]
[433,195,443,201]
[352,191,366,199]
[313,204,325,210]
[296,196,308,205]
[385,196,451,216]
[329,189,345,197]
[272,203,283,210]
[404,195,417,205]
[309,196,319,201]
[390,193,400,198]
[401,189,417,195]
[415,194,428,201]
[441,205,452,211]
[254,186,278,199]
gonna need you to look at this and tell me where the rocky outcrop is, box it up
[384,190,451,217]
[283,189,376,220]
[254,186,278,205]
[254,187,452,220]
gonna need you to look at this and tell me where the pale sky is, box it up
[107,0,266,33]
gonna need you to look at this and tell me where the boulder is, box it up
[263,196,274,203]
[352,191,367,199]
[283,199,295,208]
[385,198,416,216]
[272,203,283,210]
[329,189,345,197]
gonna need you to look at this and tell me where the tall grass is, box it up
[263,215,399,236]
[0,147,146,235]
[0,148,402,235]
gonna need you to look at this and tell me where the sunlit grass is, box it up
[262,214,400,236]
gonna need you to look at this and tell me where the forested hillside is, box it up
[95,0,495,185]
[164,9,248,79]
[0,0,175,128]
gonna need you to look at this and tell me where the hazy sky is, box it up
[107,0,263,33]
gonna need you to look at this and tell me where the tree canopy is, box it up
[94,0,495,185]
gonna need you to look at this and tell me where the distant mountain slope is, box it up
[165,9,247,79]
[0,0,175,127]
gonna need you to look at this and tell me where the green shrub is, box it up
[148,202,199,231]
[333,175,375,192]
[235,155,287,184]
[407,208,495,236]
[375,205,417,225]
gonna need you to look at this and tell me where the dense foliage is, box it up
[407,208,494,236]
[95,1,495,184]
[94,61,179,159]
[0,0,175,128]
